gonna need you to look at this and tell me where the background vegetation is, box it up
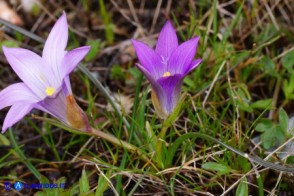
[0,0,294,195]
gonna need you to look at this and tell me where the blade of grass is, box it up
[222,0,244,43]
[78,64,131,130]
[8,128,41,180]
[0,18,45,43]
[116,73,143,193]
[166,132,294,173]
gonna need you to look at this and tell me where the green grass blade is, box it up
[8,128,41,180]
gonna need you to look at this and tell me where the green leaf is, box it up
[286,156,294,164]
[260,56,275,72]
[0,134,10,145]
[281,50,294,72]
[202,162,232,175]
[251,99,272,109]
[111,65,125,80]
[163,93,187,128]
[236,178,248,196]
[283,74,294,100]
[279,108,289,134]
[95,170,111,196]
[85,40,100,61]
[39,176,50,193]
[255,119,274,132]
[0,40,19,51]
[261,125,286,149]
[80,169,90,194]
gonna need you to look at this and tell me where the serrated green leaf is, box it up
[202,162,231,174]
[236,178,248,196]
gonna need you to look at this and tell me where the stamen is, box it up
[163,71,171,77]
[45,87,56,96]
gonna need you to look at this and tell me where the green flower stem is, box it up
[33,115,154,168]
[89,127,150,163]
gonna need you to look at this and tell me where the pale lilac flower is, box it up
[132,21,202,118]
[0,12,90,133]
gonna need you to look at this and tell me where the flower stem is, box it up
[89,127,149,162]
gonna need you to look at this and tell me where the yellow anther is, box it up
[45,87,56,96]
[163,71,171,77]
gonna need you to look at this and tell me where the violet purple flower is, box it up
[0,12,90,133]
[132,21,202,118]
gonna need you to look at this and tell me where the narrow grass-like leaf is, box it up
[166,132,294,172]
[251,99,272,109]
[222,0,244,42]
[236,177,248,196]
[279,108,289,133]
[80,169,91,195]
[8,129,41,180]
[202,162,232,175]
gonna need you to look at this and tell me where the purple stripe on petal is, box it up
[184,58,202,76]
[42,12,68,82]
[0,83,39,110]
[155,21,178,60]
[2,102,34,133]
[132,39,164,79]
[60,46,91,79]
[157,74,183,114]
[2,47,49,99]
[168,36,200,75]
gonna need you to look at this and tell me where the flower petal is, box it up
[184,58,202,75]
[60,46,90,79]
[2,47,49,98]
[0,82,39,110]
[42,12,68,81]
[35,81,69,124]
[2,102,34,133]
[168,36,200,75]
[63,76,72,94]
[157,74,183,114]
[155,21,178,60]
[135,63,164,100]
[132,39,164,79]
[136,63,168,117]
